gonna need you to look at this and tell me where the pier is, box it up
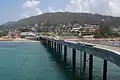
[38,36,120,80]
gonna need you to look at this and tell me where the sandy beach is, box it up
[0,37,38,42]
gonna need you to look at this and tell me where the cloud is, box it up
[48,7,56,12]
[65,0,111,14]
[65,0,90,13]
[109,0,120,16]
[89,0,111,15]
[21,0,120,17]
[47,0,112,15]
[64,0,120,16]
[22,0,43,18]
[23,0,40,8]
[48,7,64,12]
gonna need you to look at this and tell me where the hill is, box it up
[5,12,120,28]
[1,21,16,28]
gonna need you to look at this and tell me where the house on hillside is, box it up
[82,26,99,34]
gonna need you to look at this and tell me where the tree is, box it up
[20,35,25,38]
[97,21,111,38]
[0,29,8,37]
[71,20,78,25]
[45,20,51,26]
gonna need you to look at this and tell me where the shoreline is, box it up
[0,40,39,42]
[0,39,39,42]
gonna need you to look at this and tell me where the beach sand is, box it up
[0,38,39,42]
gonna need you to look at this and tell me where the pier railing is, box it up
[59,37,120,47]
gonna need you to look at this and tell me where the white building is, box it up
[71,26,82,32]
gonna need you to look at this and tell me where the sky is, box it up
[0,0,120,24]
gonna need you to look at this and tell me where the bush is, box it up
[20,35,25,38]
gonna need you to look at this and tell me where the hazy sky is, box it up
[0,0,120,24]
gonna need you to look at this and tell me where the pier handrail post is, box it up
[54,42,56,52]
[60,44,62,53]
[64,46,67,62]
[47,40,49,48]
[49,41,51,48]
[83,52,86,71]
[89,54,93,80]
[72,48,76,77]
[103,59,107,80]
[57,43,59,52]
[51,41,53,49]
[58,44,61,56]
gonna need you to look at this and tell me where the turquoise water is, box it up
[0,42,70,80]
[0,42,120,80]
